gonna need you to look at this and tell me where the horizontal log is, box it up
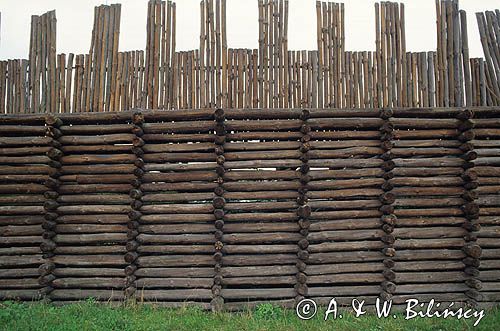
[308,158,383,168]
[307,189,383,199]
[0,225,43,236]
[51,289,125,300]
[52,255,125,266]
[309,241,384,252]
[310,140,380,149]
[57,205,130,215]
[392,118,460,129]
[143,133,216,143]
[224,212,298,222]
[0,215,44,225]
[59,134,135,145]
[144,143,215,153]
[138,245,213,254]
[139,224,213,234]
[54,233,127,244]
[392,148,462,157]
[225,201,297,212]
[396,283,468,294]
[393,158,464,167]
[56,224,127,234]
[223,244,298,254]
[221,288,295,299]
[142,121,215,134]
[308,178,383,190]
[137,234,213,244]
[223,254,297,266]
[223,181,300,192]
[137,255,214,267]
[142,172,218,183]
[392,187,464,196]
[141,204,213,214]
[309,168,384,180]
[0,289,41,300]
[394,198,464,208]
[59,124,134,135]
[308,147,383,159]
[52,278,126,289]
[59,184,132,194]
[141,214,215,223]
[311,210,381,220]
[395,238,465,249]
[141,182,218,192]
[0,235,43,245]
[309,229,384,242]
[60,154,135,165]
[144,162,217,172]
[224,160,302,169]
[309,218,380,232]
[309,251,384,264]
[224,223,299,233]
[61,145,134,154]
[60,164,136,175]
[0,255,43,268]
[223,233,302,244]
[394,208,463,217]
[224,191,298,200]
[0,136,51,147]
[308,285,380,297]
[394,129,458,139]
[0,155,50,164]
[139,289,212,300]
[308,273,383,284]
[0,146,51,156]
[136,278,213,288]
[222,276,296,286]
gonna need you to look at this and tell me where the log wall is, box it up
[1,0,500,114]
[1,106,500,310]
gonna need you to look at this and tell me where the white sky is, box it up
[0,0,498,60]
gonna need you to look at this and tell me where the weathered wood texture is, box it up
[1,107,500,309]
[1,0,499,113]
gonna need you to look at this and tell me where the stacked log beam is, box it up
[212,108,226,311]
[0,117,48,301]
[391,108,469,307]
[1,108,500,309]
[295,109,311,304]
[221,109,302,311]
[379,109,396,302]
[306,109,385,307]
[474,108,500,308]
[124,111,145,300]
[49,116,132,303]
[136,109,216,308]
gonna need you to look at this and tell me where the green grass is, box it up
[0,300,498,331]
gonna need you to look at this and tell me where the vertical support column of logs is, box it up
[124,111,145,300]
[39,115,63,301]
[379,109,397,301]
[457,109,482,306]
[295,109,311,303]
[212,108,226,312]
